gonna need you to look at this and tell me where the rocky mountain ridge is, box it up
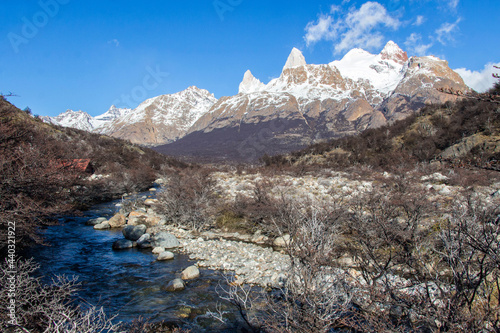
[157,41,469,161]
[43,86,217,146]
[46,41,470,160]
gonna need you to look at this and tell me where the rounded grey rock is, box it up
[122,224,147,241]
[86,217,107,226]
[162,278,185,292]
[137,233,152,249]
[181,266,200,280]
[157,251,175,261]
[94,222,111,230]
[152,232,180,249]
[112,239,134,250]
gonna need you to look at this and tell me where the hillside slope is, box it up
[262,94,500,172]
[0,96,179,253]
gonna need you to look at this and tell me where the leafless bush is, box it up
[265,200,357,332]
[0,258,122,333]
[209,275,264,332]
[155,168,217,231]
[216,199,358,332]
[342,186,500,332]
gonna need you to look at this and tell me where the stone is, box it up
[152,232,180,249]
[152,247,165,254]
[112,239,134,250]
[108,213,126,228]
[136,233,151,248]
[94,222,110,230]
[439,186,453,196]
[145,215,161,226]
[122,224,147,241]
[127,211,147,226]
[162,278,185,292]
[144,198,158,206]
[157,251,175,261]
[181,266,200,280]
[273,234,291,247]
[86,217,106,226]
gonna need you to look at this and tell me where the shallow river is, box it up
[28,192,252,332]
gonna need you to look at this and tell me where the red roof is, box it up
[53,159,93,173]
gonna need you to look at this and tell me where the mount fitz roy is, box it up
[45,41,469,160]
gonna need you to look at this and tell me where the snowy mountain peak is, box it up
[283,48,307,70]
[380,40,408,64]
[47,109,95,132]
[239,70,265,94]
[329,42,408,96]
[93,105,132,128]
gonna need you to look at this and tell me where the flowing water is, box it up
[27,192,253,332]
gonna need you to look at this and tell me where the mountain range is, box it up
[43,41,469,161]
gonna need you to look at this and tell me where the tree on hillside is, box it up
[490,65,500,94]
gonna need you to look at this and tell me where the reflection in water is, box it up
[27,194,252,332]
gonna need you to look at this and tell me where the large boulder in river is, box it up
[112,239,134,250]
[127,211,148,226]
[181,266,200,280]
[152,232,180,249]
[122,224,147,241]
[108,213,126,228]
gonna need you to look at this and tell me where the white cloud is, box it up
[304,1,401,54]
[330,5,341,13]
[414,15,425,26]
[436,18,461,45]
[454,63,500,92]
[304,15,337,46]
[107,39,120,47]
[405,33,433,56]
[447,0,459,10]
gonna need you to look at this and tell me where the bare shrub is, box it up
[342,186,500,332]
[216,198,358,332]
[0,258,121,333]
[155,168,217,231]
[218,181,500,332]
[264,200,357,333]
[209,276,264,332]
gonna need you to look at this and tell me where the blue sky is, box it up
[1,0,499,117]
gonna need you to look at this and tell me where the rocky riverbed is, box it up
[92,169,500,291]
[152,225,290,287]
